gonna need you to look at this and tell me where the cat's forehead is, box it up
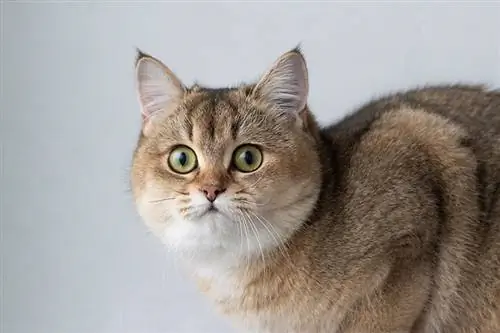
[182,87,271,145]
[148,86,293,154]
[183,89,241,146]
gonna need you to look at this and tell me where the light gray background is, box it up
[2,2,500,333]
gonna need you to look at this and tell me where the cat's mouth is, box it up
[199,203,219,217]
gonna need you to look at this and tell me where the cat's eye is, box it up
[232,145,263,173]
[167,146,198,174]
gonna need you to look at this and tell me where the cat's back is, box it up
[405,85,500,139]
[327,84,500,141]
[326,84,500,198]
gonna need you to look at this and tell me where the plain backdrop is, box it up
[2,2,500,333]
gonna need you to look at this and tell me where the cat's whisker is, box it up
[248,211,293,267]
[249,212,315,301]
[240,212,251,272]
[232,196,272,207]
[250,212,283,249]
[229,208,246,262]
[237,212,245,260]
[244,210,266,269]
[149,197,176,203]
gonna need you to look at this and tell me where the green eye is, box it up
[168,146,197,174]
[232,145,263,173]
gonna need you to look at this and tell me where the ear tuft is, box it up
[252,49,309,115]
[135,48,151,66]
[135,52,185,120]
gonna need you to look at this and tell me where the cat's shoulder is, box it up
[321,86,480,185]
[355,106,469,164]
[324,85,480,159]
[323,84,490,140]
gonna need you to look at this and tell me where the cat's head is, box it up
[130,48,322,263]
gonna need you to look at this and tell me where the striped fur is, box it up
[131,49,500,333]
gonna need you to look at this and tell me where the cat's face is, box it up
[131,49,322,263]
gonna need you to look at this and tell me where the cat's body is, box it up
[131,49,500,333]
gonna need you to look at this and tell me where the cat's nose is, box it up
[199,185,226,202]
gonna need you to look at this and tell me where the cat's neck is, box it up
[183,243,276,275]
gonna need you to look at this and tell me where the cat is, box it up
[130,47,500,333]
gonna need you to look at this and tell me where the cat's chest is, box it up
[191,264,341,333]
[193,265,246,301]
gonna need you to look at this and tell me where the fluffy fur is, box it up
[130,48,500,333]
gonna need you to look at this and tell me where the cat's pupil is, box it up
[178,152,187,166]
[244,151,253,165]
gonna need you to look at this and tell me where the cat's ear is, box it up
[135,49,186,121]
[252,48,309,117]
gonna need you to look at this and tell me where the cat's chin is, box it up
[160,209,286,265]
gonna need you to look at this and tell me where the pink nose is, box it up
[199,185,226,202]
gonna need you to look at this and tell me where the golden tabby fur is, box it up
[130,48,500,333]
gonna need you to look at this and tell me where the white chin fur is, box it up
[161,208,282,265]
[137,185,317,266]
